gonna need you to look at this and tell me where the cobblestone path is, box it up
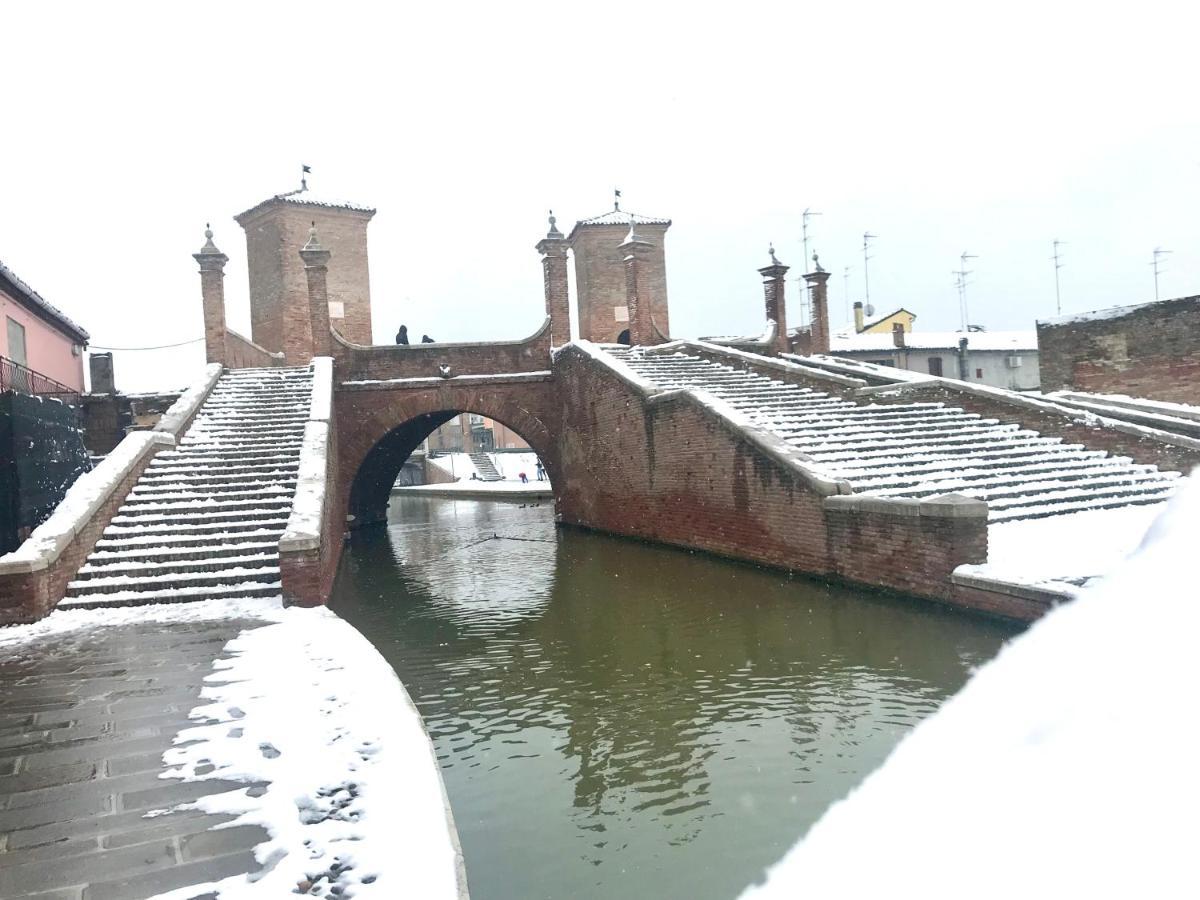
[0,618,267,899]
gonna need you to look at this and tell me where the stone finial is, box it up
[622,215,649,248]
[194,223,228,270]
[546,210,563,239]
[812,250,825,273]
[769,243,780,266]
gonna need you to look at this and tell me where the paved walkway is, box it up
[0,617,266,900]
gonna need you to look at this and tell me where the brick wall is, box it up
[1037,294,1200,403]
[331,320,552,382]
[226,329,284,369]
[279,425,342,607]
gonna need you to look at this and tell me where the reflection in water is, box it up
[333,496,1016,900]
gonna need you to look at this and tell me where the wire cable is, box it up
[89,337,204,351]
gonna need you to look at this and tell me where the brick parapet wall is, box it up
[226,329,285,369]
[679,341,867,396]
[880,381,1200,473]
[331,318,553,382]
[279,424,341,607]
[1037,294,1200,403]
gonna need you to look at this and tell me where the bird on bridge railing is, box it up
[438,364,452,379]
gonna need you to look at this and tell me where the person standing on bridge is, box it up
[536,461,545,481]
[396,325,409,345]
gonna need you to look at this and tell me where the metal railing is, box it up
[0,355,81,406]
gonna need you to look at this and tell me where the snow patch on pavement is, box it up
[149,605,463,900]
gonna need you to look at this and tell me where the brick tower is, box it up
[568,197,671,343]
[234,182,376,363]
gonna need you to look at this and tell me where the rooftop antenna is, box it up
[1151,247,1172,300]
[300,163,311,191]
[954,251,978,331]
[801,209,822,274]
[862,232,877,307]
[1052,239,1066,315]
[843,265,853,323]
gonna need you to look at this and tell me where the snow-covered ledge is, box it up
[279,358,338,605]
[154,362,223,436]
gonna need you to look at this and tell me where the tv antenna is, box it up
[1052,240,1066,315]
[1151,247,1172,300]
[801,209,822,273]
[953,251,978,331]
[862,232,877,306]
[843,265,853,323]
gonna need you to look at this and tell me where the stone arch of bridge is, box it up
[334,382,561,530]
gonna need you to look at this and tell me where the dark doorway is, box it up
[927,356,943,376]
[617,329,631,345]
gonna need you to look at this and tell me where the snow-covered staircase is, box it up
[469,452,504,481]
[61,366,313,609]
[609,347,1181,522]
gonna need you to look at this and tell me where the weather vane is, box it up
[614,188,621,211]
[301,164,311,191]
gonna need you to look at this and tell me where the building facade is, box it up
[828,329,1041,391]
[0,260,88,392]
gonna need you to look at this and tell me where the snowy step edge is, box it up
[111,506,293,525]
[794,428,1043,459]
[818,441,1087,474]
[849,458,1152,494]
[835,448,1115,483]
[93,528,286,549]
[67,565,281,593]
[58,582,283,609]
[85,541,279,564]
[988,489,1177,522]
[984,478,1180,511]
[102,518,290,537]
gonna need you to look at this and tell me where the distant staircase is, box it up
[469,452,504,482]
[61,366,313,608]
[609,347,1180,523]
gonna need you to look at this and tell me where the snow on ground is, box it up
[426,452,478,480]
[0,598,464,899]
[960,501,1171,588]
[396,480,551,495]
[741,477,1200,900]
[488,451,542,481]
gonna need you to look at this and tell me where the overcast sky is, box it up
[2,1,1197,391]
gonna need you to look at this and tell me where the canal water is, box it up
[331,496,1016,900]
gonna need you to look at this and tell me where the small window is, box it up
[927,357,943,376]
[6,317,27,367]
[975,368,984,379]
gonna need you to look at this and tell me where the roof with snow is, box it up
[568,207,671,241]
[0,259,90,344]
[235,186,376,223]
[830,330,1038,353]
[1037,293,1200,328]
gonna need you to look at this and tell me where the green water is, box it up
[331,496,1015,900]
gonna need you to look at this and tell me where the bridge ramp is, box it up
[59,366,313,609]
[609,346,1180,523]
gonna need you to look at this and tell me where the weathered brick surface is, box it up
[225,329,283,369]
[1037,294,1200,404]
[280,426,341,608]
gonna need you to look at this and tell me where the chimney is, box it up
[957,336,970,380]
[193,225,228,366]
[536,211,571,347]
[758,245,790,355]
[853,301,865,333]
[619,219,658,345]
[892,322,906,348]
[299,223,333,360]
[803,253,831,355]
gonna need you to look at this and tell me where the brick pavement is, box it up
[0,617,268,899]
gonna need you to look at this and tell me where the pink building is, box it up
[0,260,89,392]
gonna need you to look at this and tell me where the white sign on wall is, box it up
[328,301,345,319]
[614,306,629,322]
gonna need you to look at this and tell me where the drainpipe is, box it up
[957,336,970,381]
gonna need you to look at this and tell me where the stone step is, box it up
[152,451,301,465]
[87,540,279,565]
[798,427,1038,460]
[93,528,284,551]
[103,516,290,539]
[818,439,1079,474]
[58,580,283,610]
[986,479,1179,512]
[111,504,291,527]
[775,419,1000,442]
[991,489,1176,523]
[132,478,295,496]
[972,470,1177,504]
[118,495,293,515]
[66,565,281,596]
[851,458,1141,495]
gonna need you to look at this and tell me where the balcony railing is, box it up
[0,355,81,407]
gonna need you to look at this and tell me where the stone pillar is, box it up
[299,223,332,360]
[536,212,571,347]
[804,255,832,355]
[193,225,229,366]
[619,221,658,346]
[759,245,790,355]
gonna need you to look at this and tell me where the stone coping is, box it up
[281,360,333,554]
[228,327,286,362]
[339,371,553,390]
[824,492,989,519]
[951,568,1078,605]
[0,431,172,574]
[331,316,551,353]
